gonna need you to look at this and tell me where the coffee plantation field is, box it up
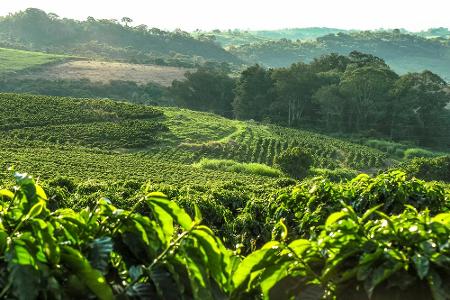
[0,168,449,299]
[1,92,450,299]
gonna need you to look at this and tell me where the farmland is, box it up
[16,60,191,87]
[0,92,449,298]
[0,7,449,298]
[0,47,69,75]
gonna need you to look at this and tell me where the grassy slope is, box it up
[0,47,68,74]
[0,93,397,189]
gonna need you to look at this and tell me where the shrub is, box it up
[400,155,450,182]
[310,167,358,182]
[404,148,437,159]
[364,139,408,156]
[274,147,313,179]
[193,158,283,177]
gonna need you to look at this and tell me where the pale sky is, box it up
[1,0,449,32]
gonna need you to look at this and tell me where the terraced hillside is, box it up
[0,93,392,185]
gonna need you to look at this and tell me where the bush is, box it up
[400,155,450,182]
[1,171,450,299]
[364,139,408,157]
[310,167,358,182]
[193,158,283,177]
[404,148,437,159]
[274,147,313,179]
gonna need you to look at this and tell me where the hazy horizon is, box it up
[1,0,449,32]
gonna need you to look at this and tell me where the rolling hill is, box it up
[0,8,242,67]
[0,93,394,186]
[229,31,450,81]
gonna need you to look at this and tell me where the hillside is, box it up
[229,31,450,81]
[0,93,395,185]
[0,8,241,67]
[0,93,449,300]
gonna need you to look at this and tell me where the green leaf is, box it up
[260,261,291,299]
[147,194,193,230]
[325,211,348,228]
[412,254,429,280]
[88,237,113,274]
[31,219,60,265]
[191,226,230,288]
[0,230,7,254]
[432,213,450,225]
[277,219,288,241]
[0,189,14,200]
[61,246,114,300]
[9,242,36,266]
[25,201,45,220]
[233,241,281,289]
[361,204,383,222]
[287,239,311,257]
[148,202,173,246]
[35,185,47,201]
[364,262,403,298]
[183,244,214,300]
[194,204,203,223]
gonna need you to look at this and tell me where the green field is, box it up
[0,93,392,179]
[0,92,449,299]
[0,47,68,74]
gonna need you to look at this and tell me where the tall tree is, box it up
[390,71,450,146]
[312,84,348,131]
[170,67,235,117]
[121,17,133,27]
[339,65,398,132]
[233,65,275,120]
[271,63,320,126]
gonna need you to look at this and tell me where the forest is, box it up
[170,52,450,149]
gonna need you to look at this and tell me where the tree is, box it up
[339,65,398,132]
[275,147,313,179]
[390,71,450,146]
[170,67,235,117]
[271,63,321,126]
[312,84,347,131]
[121,17,133,27]
[233,65,275,120]
[310,53,350,73]
[348,51,389,68]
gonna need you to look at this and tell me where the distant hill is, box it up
[0,8,242,67]
[251,27,348,40]
[229,31,450,81]
[193,28,348,47]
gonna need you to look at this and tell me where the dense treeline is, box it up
[170,52,450,149]
[0,8,241,67]
[229,30,450,81]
